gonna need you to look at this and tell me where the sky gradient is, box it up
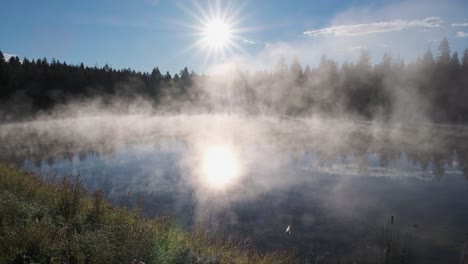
[1,0,468,74]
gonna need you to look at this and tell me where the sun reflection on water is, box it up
[201,144,239,189]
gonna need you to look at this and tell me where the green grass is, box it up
[0,164,296,264]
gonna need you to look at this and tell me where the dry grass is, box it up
[0,164,296,263]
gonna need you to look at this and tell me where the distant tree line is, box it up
[1,38,468,123]
[0,51,196,118]
[216,38,468,123]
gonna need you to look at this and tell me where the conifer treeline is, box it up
[0,51,193,110]
[1,38,468,123]
[222,38,468,123]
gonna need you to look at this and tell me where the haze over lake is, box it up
[1,114,467,263]
[2,0,468,263]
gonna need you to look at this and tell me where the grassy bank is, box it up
[0,164,295,263]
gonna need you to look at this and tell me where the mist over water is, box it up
[1,111,468,263]
[1,34,468,264]
[2,0,468,262]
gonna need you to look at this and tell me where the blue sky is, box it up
[1,0,468,74]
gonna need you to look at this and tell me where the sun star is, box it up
[202,18,233,50]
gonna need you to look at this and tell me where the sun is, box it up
[195,13,240,61]
[202,145,238,189]
[177,1,252,63]
[202,18,233,50]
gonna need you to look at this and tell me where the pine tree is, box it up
[437,37,451,65]
[461,49,468,68]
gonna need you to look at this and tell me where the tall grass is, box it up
[377,218,413,264]
[0,164,296,263]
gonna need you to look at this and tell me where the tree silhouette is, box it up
[437,37,451,65]
[0,37,468,122]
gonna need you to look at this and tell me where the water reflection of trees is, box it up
[0,125,183,169]
[2,121,468,263]
[457,148,468,180]
[1,121,468,181]
[277,125,468,180]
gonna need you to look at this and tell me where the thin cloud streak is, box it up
[304,17,442,37]
[242,39,256,45]
[456,31,468,38]
[452,22,468,27]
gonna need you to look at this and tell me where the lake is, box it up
[1,114,467,263]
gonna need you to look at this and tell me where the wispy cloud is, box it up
[304,17,442,37]
[452,22,468,27]
[456,31,468,38]
[3,53,16,61]
[242,39,256,45]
